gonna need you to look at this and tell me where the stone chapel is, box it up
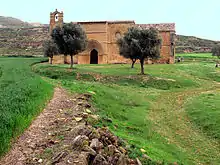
[50,9,176,64]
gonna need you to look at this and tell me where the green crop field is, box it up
[0,57,53,157]
[33,59,220,165]
[176,53,213,58]
[176,53,218,60]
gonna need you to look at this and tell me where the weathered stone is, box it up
[86,109,92,114]
[52,151,68,164]
[72,135,89,150]
[117,154,127,165]
[140,148,146,153]
[115,149,122,154]
[136,158,142,165]
[74,117,83,122]
[103,117,113,123]
[87,91,95,96]
[84,103,91,108]
[82,112,89,118]
[142,154,152,161]
[83,93,92,98]
[70,124,86,137]
[107,145,116,156]
[78,102,83,106]
[128,159,135,164]
[38,159,43,163]
[78,152,89,165]
[88,129,100,140]
[119,146,126,154]
[107,156,119,165]
[90,138,99,149]
[77,96,86,100]
[97,127,108,136]
[78,126,92,136]
[83,146,97,156]
[71,98,77,102]
[92,154,107,165]
[98,142,104,150]
[109,135,118,145]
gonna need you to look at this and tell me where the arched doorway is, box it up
[90,49,98,64]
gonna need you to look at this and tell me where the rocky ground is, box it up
[0,87,143,165]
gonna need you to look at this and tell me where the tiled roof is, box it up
[137,23,175,31]
[71,20,175,31]
[72,20,135,24]
[107,20,135,24]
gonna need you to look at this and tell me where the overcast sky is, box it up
[0,0,219,40]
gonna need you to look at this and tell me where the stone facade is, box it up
[50,9,176,64]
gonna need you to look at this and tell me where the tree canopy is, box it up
[43,39,58,64]
[212,44,220,59]
[51,23,87,68]
[117,27,161,74]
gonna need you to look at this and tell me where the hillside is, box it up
[0,16,49,56]
[0,27,49,56]
[176,35,220,53]
[0,15,220,55]
[0,16,33,28]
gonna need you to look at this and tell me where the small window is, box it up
[115,32,121,39]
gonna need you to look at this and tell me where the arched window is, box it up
[55,13,59,22]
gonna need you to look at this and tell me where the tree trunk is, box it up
[50,57,53,64]
[70,55,73,68]
[140,59,145,75]
[131,59,136,68]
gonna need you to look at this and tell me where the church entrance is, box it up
[90,49,98,64]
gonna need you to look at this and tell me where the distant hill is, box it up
[0,16,33,28]
[176,35,220,53]
[0,15,220,55]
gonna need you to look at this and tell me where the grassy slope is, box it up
[185,91,220,140]
[0,57,53,157]
[34,61,220,165]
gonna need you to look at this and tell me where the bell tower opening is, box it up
[49,9,64,34]
[55,13,59,22]
[90,49,98,64]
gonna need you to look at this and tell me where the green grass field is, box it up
[33,60,220,165]
[186,92,220,140]
[176,53,213,58]
[0,57,53,157]
[176,53,219,62]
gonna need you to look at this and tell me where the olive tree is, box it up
[212,44,220,67]
[43,39,58,64]
[51,23,87,68]
[117,35,140,68]
[117,27,161,74]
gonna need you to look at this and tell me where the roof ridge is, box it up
[137,23,175,31]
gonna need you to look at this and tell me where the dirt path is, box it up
[0,87,88,165]
[0,87,137,165]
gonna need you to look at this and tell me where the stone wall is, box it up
[107,22,134,64]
